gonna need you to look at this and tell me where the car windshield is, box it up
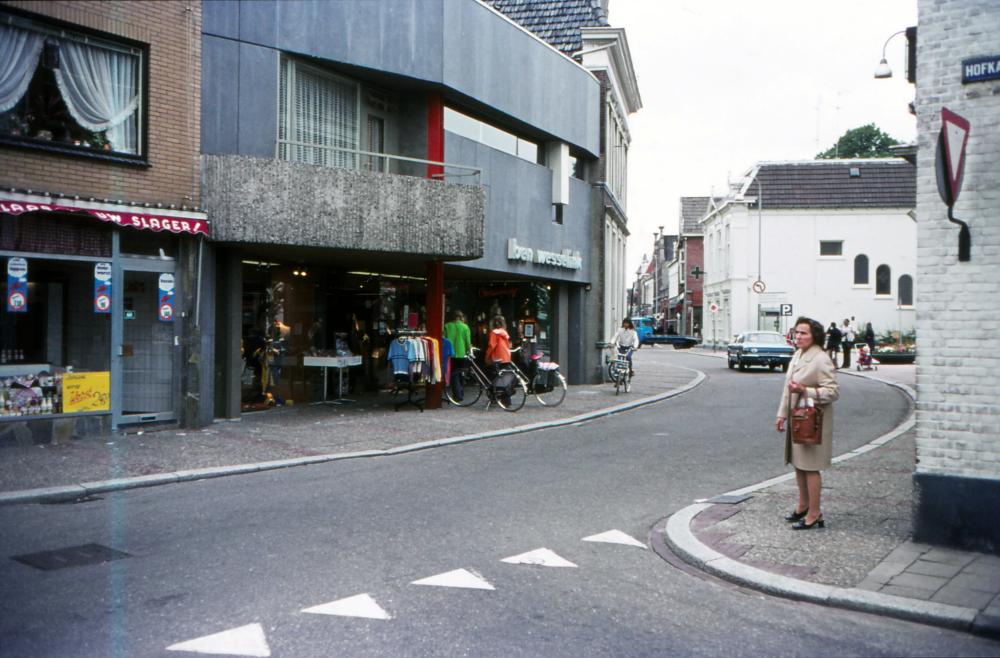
[744,333,787,345]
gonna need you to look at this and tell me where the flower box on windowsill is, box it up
[873,353,915,365]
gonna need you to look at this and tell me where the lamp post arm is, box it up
[882,30,907,60]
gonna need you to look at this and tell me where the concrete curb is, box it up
[660,372,1000,637]
[0,368,706,507]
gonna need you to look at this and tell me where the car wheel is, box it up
[728,356,735,370]
[781,362,789,373]
[738,357,746,371]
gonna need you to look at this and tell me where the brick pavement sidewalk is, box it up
[664,356,1000,638]
[0,352,698,496]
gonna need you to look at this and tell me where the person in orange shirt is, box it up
[486,315,512,404]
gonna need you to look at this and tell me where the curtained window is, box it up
[0,15,143,155]
[278,57,358,170]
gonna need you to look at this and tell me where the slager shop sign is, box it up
[7,257,27,312]
[963,56,1000,84]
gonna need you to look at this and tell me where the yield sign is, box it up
[939,107,970,205]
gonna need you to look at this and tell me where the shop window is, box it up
[876,264,891,296]
[119,226,175,259]
[819,241,843,256]
[0,258,111,416]
[898,274,913,307]
[278,57,359,169]
[854,254,869,285]
[552,204,564,225]
[0,16,143,156]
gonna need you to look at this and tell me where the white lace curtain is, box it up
[0,24,44,113]
[54,39,139,153]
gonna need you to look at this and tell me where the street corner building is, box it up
[0,0,210,441]
[912,0,1000,555]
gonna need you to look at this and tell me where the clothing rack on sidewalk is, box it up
[389,332,428,412]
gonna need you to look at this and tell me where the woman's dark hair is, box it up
[491,315,506,330]
[622,318,634,330]
[795,317,825,348]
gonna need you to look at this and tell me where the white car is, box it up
[727,332,794,372]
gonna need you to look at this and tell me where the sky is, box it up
[606,0,919,276]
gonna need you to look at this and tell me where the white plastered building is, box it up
[701,159,916,345]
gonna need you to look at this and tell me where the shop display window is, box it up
[0,258,111,417]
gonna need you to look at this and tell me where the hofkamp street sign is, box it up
[962,55,1000,84]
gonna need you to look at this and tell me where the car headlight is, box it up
[750,348,758,353]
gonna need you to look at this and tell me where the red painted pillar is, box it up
[427,91,444,181]
[425,261,444,409]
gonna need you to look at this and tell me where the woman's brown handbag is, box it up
[790,400,823,446]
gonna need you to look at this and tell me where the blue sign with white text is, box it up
[963,56,1000,84]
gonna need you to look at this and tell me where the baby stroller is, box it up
[856,344,877,371]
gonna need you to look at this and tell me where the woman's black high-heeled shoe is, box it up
[784,509,807,522]
[791,515,824,530]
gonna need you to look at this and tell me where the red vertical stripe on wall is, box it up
[427,91,444,180]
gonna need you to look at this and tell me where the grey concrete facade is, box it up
[201,154,485,260]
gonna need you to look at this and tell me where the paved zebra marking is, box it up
[302,593,392,620]
[166,623,270,656]
[411,568,495,590]
[501,548,578,567]
[582,529,647,549]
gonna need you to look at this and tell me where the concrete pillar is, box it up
[425,261,444,409]
[567,284,586,385]
[427,91,444,180]
[214,248,242,419]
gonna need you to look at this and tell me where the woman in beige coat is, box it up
[775,317,839,530]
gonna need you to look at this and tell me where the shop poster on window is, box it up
[62,372,111,413]
[158,273,174,322]
[94,263,112,313]
[7,257,27,313]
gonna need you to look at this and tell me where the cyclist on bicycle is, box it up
[612,317,640,377]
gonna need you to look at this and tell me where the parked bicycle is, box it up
[508,347,567,407]
[607,347,633,395]
[445,347,527,411]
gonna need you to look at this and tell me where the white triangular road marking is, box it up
[582,529,647,549]
[166,623,271,656]
[946,122,967,182]
[411,568,495,590]
[302,593,391,619]
[501,548,577,567]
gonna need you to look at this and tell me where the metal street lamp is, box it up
[874,30,907,79]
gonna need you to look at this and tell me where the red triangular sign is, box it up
[941,108,970,202]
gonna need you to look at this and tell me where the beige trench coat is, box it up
[777,344,839,471]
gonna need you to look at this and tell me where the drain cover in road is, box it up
[581,530,647,549]
[302,593,391,620]
[411,568,495,590]
[11,544,131,571]
[705,494,753,504]
[166,623,270,656]
[501,548,577,567]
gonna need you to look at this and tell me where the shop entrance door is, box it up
[118,264,176,424]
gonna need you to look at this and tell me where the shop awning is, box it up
[0,197,209,237]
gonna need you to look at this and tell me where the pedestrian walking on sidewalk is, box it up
[443,310,472,402]
[776,317,840,530]
[841,318,856,369]
[825,322,842,366]
[864,321,875,355]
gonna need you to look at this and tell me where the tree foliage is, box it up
[816,124,901,159]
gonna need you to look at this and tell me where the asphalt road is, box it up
[2,351,998,657]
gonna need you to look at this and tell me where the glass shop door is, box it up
[119,267,176,423]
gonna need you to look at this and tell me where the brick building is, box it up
[912,0,1000,553]
[0,1,212,438]
[667,197,708,338]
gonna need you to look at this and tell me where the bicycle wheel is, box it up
[495,373,527,412]
[614,367,622,395]
[533,371,566,407]
[623,370,631,393]
[607,358,618,382]
[445,371,483,407]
